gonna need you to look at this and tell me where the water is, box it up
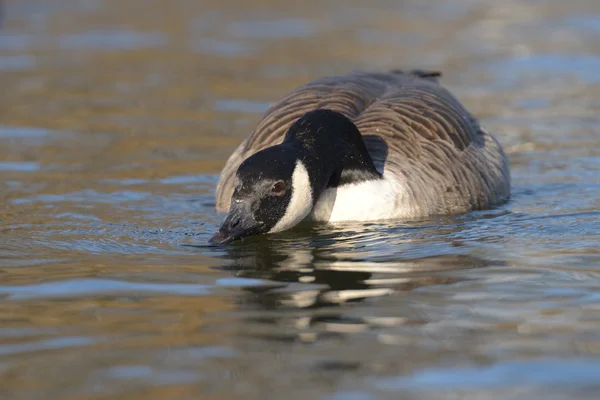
[1,0,600,398]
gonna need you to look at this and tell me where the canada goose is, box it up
[210,70,510,244]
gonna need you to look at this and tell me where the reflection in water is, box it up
[210,223,495,344]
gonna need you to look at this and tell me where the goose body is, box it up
[211,70,510,243]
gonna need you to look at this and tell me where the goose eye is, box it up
[270,181,287,196]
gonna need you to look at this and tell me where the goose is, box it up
[209,70,510,244]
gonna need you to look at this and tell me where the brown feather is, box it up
[215,71,510,216]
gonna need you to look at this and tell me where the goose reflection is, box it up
[210,221,494,342]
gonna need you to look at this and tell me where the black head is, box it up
[209,145,314,244]
[210,109,382,244]
[285,109,381,186]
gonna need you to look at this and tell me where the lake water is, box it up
[1,0,600,399]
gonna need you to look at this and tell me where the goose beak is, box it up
[209,203,263,244]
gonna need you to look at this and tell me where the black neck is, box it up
[282,109,381,198]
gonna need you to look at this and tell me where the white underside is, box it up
[308,178,403,222]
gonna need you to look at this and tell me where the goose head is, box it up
[209,109,380,244]
[209,146,313,244]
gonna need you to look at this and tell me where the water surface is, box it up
[1,0,600,399]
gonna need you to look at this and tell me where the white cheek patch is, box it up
[270,160,313,233]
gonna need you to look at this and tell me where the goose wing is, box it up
[216,71,508,214]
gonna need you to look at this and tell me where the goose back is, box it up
[215,71,510,217]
